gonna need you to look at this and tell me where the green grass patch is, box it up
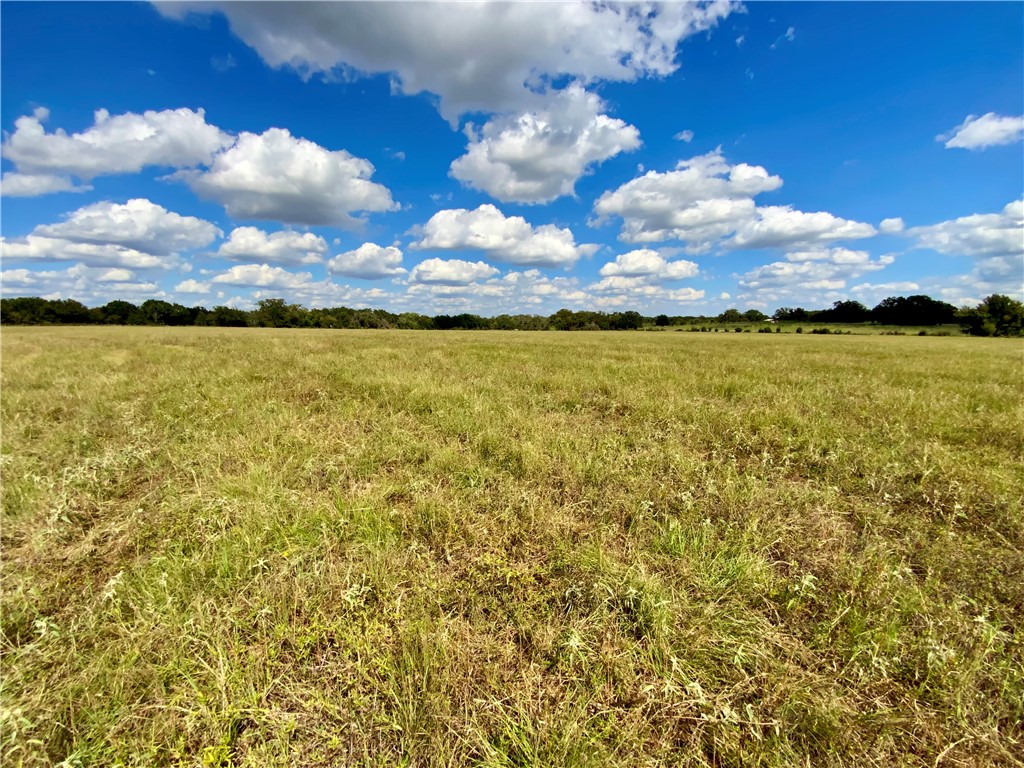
[2,327,1022,766]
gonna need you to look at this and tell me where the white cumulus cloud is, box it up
[409,257,500,286]
[1,237,167,269]
[210,263,315,289]
[879,217,905,234]
[598,248,699,280]
[908,200,1023,258]
[175,128,397,226]
[412,204,598,268]
[0,263,162,302]
[1,107,232,195]
[592,149,782,248]
[327,243,406,279]
[1,198,218,269]
[728,206,876,250]
[158,1,738,123]
[217,227,328,265]
[450,84,640,204]
[35,198,220,255]
[595,149,876,252]
[175,279,212,294]
[1,172,91,197]
[938,113,1024,150]
[738,247,894,297]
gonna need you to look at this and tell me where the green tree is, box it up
[139,299,192,325]
[208,306,250,327]
[959,294,1024,337]
[820,300,870,323]
[872,295,957,325]
[96,300,144,325]
[773,307,808,322]
[254,298,306,327]
[1,297,51,324]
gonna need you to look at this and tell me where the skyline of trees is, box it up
[2,294,1021,336]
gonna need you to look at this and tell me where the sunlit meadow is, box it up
[2,327,1022,766]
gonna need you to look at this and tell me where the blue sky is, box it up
[2,1,1022,316]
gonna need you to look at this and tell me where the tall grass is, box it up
[2,327,1022,766]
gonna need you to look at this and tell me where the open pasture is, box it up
[2,327,1022,767]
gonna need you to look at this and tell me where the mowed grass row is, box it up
[1,327,1022,767]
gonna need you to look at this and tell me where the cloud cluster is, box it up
[1,263,161,303]
[728,206,876,250]
[158,1,737,123]
[210,263,314,289]
[938,113,1024,150]
[217,227,328,265]
[1,172,90,197]
[412,204,598,267]
[588,282,705,307]
[588,248,702,303]
[594,149,877,252]
[327,243,406,279]
[1,198,218,268]
[592,149,782,247]
[908,200,1023,258]
[36,198,220,255]
[180,267,396,310]
[409,258,499,286]
[2,108,398,229]
[737,247,894,299]
[175,128,396,226]
[598,248,699,280]
[450,84,640,204]
[1,107,232,194]
[1,237,167,270]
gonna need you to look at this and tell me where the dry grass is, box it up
[1,326,1022,767]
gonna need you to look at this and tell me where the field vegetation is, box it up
[2,327,1022,766]
[3,293,1022,337]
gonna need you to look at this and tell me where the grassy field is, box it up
[657,323,963,336]
[1,327,1022,767]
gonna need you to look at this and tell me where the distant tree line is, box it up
[1,294,1021,336]
[766,295,1022,336]
[767,296,959,325]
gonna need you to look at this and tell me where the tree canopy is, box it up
[1,294,1017,335]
